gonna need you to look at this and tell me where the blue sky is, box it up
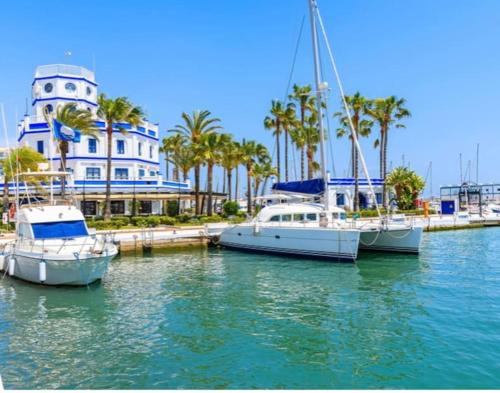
[1,0,500,195]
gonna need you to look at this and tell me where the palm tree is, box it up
[220,138,241,201]
[49,103,98,196]
[290,126,306,181]
[172,142,195,181]
[240,140,269,215]
[97,94,144,221]
[365,96,411,207]
[2,146,47,214]
[200,132,230,216]
[303,113,321,179]
[289,84,316,180]
[254,161,278,197]
[161,133,185,181]
[169,110,222,214]
[280,103,297,182]
[386,166,425,210]
[334,92,373,211]
[264,100,285,182]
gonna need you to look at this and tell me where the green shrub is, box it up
[160,216,176,226]
[146,216,161,227]
[222,200,240,216]
[199,215,224,224]
[131,216,147,227]
[176,213,191,223]
[166,200,179,217]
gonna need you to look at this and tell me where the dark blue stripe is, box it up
[32,97,97,107]
[32,75,98,87]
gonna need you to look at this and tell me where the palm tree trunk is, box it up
[301,147,305,181]
[104,125,113,221]
[222,168,226,195]
[246,164,252,215]
[207,162,213,216]
[253,179,260,199]
[165,152,169,180]
[276,132,281,182]
[382,130,388,208]
[261,176,269,197]
[3,180,9,214]
[227,170,233,201]
[353,141,360,212]
[285,128,289,182]
[307,146,313,179]
[194,164,201,215]
[183,169,188,181]
[235,166,239,200]
[60,140,68,197]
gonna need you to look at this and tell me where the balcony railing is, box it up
[35,64,95,81]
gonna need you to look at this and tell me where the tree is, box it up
[169,110,222,215]
[253,161,278,197]
[334,92,373,211]
[289,84,316,180]
[220,138,242,201]
[161,133,185,181]
[280,103,297,182]
[2,146,47,213]
[289,126,306,180]
[303,112,322,179]
[365,96,411,208]
[240,140,269,215]
[200,132,230,216]
[264,100,285,182]
[50,103,98,196]
[386,166,425,210]
[97,94,144,221]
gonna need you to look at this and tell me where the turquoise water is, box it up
[1,228,500,389]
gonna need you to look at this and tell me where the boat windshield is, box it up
[31,220,89,239]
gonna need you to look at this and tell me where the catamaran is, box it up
[217,0,422,260]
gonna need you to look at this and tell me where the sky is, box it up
[1,0,500,196]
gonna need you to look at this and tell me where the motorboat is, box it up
[0,171,118,285]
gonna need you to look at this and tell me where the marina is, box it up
[1,227,500,389]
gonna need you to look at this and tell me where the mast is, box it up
[308,0,329,209]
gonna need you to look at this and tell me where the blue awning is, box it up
[31,220,89,239]
[272,178,325,195]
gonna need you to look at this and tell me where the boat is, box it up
[0,171,118,286]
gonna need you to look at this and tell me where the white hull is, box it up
[359,226,423,254]
[219,224,360,262]
[4,251,116,286]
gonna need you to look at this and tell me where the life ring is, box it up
[211,235,220,245]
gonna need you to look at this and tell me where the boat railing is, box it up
[16,234,112,256]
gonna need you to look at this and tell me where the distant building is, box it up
[441,182,500,207]
[1,64,192,216]
[328,178,384,210]
[0,147,10,178]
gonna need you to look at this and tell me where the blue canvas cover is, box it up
[272,178,325,195]
[31,220,89,239]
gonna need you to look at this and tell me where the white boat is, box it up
[218,203,360,262]
[357,220,423,254]
[0,171,118,286]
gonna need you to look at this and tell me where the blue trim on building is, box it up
[49,156,160,165]
[18,128,159,142]
[32,97,98,107]
[32,75,98,87]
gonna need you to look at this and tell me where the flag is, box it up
[52,119,81,143]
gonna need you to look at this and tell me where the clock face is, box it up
[86,86,92,96]
[65,82,77,92]
[44,83,53,93]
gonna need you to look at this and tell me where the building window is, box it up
[44,83,53,93]
[110,201,125,215]
[149,170,155,177]
[139,201,152,214]
[336,193,345,206]
[88,138,97,153]
[36,140,44,154]
[86,167,101,179]
[138,169,145,178]
[115,168,129,179]
[86,86,92,96]
[82,201,97,216]
[138,142,143,156]
[44,104,53,114]
[65,82,77,92]
[149,145,153,159]
[117,140,125,154]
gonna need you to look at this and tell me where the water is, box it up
[1,228,500,389]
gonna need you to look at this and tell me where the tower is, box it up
[31,64,97,118]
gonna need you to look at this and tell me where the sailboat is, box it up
[218,0,422,260]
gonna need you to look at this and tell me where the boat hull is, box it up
[219,225,360,262]
[359,226,423,254]
[4,252,116,286]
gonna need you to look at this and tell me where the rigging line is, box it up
[315,5,381,218]
[283,15,306,104]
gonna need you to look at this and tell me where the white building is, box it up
[3,64,191,216]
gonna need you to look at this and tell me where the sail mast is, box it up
[308,0,329,209]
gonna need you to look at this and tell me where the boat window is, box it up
[281,214,292,222]
[293,213,304,221]
[340,212,346,220]
[332,213,339,219]
[269,215,280,222]
[18,223,32,239]
[31,220,89,239]
[306,213,317,221]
